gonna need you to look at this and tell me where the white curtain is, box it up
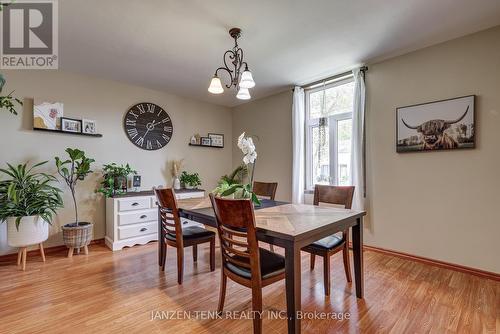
[350,68,366,210]
[292,87,305,204]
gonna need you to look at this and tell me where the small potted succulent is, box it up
[0,161,63,251]
[96,163,136,197]
[55,148,95,256]
[179,171,201,189]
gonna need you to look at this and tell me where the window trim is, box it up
[305,76,354,191]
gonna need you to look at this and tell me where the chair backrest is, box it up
[313,185,355,209]
[252,181,278,200]
[209,194,261,281]
[154,188,183,243]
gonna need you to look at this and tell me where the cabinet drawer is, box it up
[118,222,157,240]
[118,209,157,226]
[117,198,150,212]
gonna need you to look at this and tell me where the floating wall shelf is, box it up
[33,128,103,138]
[188,143,223,149]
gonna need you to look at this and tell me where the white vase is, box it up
[7,216,49,247]
[173,177,181,190]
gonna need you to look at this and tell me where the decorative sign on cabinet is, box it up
[105,189,205,251]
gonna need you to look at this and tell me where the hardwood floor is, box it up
[0,242,498,334]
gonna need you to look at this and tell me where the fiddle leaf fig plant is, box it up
[55,148,95,226]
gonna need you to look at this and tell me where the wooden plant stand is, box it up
[17,243,45,271]
[67,245,89,258]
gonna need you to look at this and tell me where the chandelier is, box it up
[208,28,255,100]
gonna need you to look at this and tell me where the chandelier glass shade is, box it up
[236,88,251,100]
[208,76,224,94]
[208,28,255,100]
[239,69,255,89]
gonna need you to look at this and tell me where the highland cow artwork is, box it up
[396,95,475,153]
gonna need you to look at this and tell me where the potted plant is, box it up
[212,133,260,205]
[0,162,63,251]
[96,163,136,197]
[0,74,23,115]
[179,171,201,189]
[55,148,95,256]
[212,164,248,197]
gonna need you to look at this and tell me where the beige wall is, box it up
[231,26,500,273]
[0,70,232,255]
[365,26,500,273]
[232,91,293,202]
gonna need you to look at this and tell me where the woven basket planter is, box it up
[62,222,93,248]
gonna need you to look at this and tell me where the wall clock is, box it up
[124,102,173,150]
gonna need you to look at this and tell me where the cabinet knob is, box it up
[140,227,148,232]
[132,202,139,206]
[140,215,147,219]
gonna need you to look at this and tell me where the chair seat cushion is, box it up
[226,248,285,280]
[166,226,215,241]
[307,234,344,250]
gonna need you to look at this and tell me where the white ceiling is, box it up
[60,0,500,107]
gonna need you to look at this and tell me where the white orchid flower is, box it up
[237,132,246,150]
[237,132,257,165]
[243,151,257,164]
[246,137,255,153]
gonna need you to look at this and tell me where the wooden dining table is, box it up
[159,197,366,334]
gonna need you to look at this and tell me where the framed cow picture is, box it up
[396,95,475,153]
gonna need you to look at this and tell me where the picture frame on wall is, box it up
[61,117,82,133]
[208,133,224,147]
[396,95,475,153]
[200,137,211,146]
[82,119,97,134]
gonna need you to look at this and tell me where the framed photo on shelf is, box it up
[82,119,97,134]
[208,133,224,147]
[61,117,82,133]
[200,137,211,146]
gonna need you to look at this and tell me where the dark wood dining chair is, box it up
[252,181,278,252]
[155,188,215,284]
[209,194,286,334]
[301,185,355,296]
[252,181,278,201]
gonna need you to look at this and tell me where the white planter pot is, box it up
[7,216,49,247]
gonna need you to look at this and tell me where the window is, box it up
[305,77,354,190]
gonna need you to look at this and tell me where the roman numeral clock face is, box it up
[124,103,173,150]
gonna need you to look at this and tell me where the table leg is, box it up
[284,242,301,334]
[158,208,163,266]
[352,216,364,298]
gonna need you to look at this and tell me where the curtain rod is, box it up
[298,66,368,90]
